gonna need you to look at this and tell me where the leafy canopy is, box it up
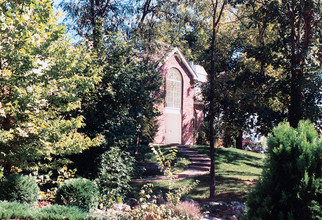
[0,0,101,173]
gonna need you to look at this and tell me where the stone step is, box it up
[191,161,211,166]
[179,150,198,154]
[183,152,204,156]
[190,165,210,171]
[186,153,208,157]
[191,159,212,165]
[188,156,211,161]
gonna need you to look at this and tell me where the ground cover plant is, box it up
[0,201,90,220]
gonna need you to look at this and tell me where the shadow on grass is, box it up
[219,170,261,178]
[194,146,264,168]
[187,174,254,203]
[244,161,265,169]
[128,146,264,203]
[129,173,256,203]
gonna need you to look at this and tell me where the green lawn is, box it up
[130,146,265,203]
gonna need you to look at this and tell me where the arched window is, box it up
[166,68,182,109]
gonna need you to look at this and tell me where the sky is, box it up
[53,0,81,42]
[53,0,64,23]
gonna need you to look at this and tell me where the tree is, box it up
[207,0,227,199]
[0,0,101,175]
[237,0,321,129]
[60,0,137,47]
[281,0,320,128]
[70,33,162,177]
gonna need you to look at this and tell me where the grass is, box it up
[193,145,265,180]
[130,146,265,203]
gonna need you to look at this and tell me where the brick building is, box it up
[153,47,207,145]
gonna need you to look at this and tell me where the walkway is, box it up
[132,145,210,182]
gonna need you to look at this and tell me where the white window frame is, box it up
[166,68,182,109]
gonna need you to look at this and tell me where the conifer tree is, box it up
[247,120,322,219]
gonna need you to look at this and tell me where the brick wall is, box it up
[153,54,196,145]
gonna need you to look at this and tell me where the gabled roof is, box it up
[158,47,207,83]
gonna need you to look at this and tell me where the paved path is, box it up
[132,145,210,182]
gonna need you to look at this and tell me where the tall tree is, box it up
[0,0,101,175]
[208,0,227,199]
[61,0,140,47]
[281,0,320,128]
[238,0,321,129]
[61,1,163,177]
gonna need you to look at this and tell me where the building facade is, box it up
[153,48,207,145]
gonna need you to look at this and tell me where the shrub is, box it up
[167,201,203,219]
[0,174,40,204]
[246,120,322,220]
[96,147,135,207]
[0,202,88,220]
[128,201,202,220]
[55,178,99,211]
[37,204,88,220]
[0,201,35,219]
[194,121,210,145]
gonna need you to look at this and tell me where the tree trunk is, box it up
[209,8,217,201]
[288,6,303,128]
[288,1,313,128]
[223,128,232,148]
[209,0,226,199]
[289,69,303,128]
[236,130,243,149]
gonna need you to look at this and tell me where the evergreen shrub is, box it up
[0,201,34,219]
[0,174,40,204]
[246,120,322,219]
[37,204,88,220]
[0,202,89,220]
[96,147,135,207]
[55,178,99,211]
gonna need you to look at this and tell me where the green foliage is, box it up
[0,202,88,220]
[128,201,202,220]
[0,201,34,219]
[36,165,77,201]
[96,147,135,207]
[0,174,39,204]
[246,120,322,220]
[37,204,88,220]
[71,33,162,178]
[194,121,210,145]
[234,0,321,130]
[55,178,99,211]
[0,0,101,174]
[84,33,161,146]
[151,145,199,205]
